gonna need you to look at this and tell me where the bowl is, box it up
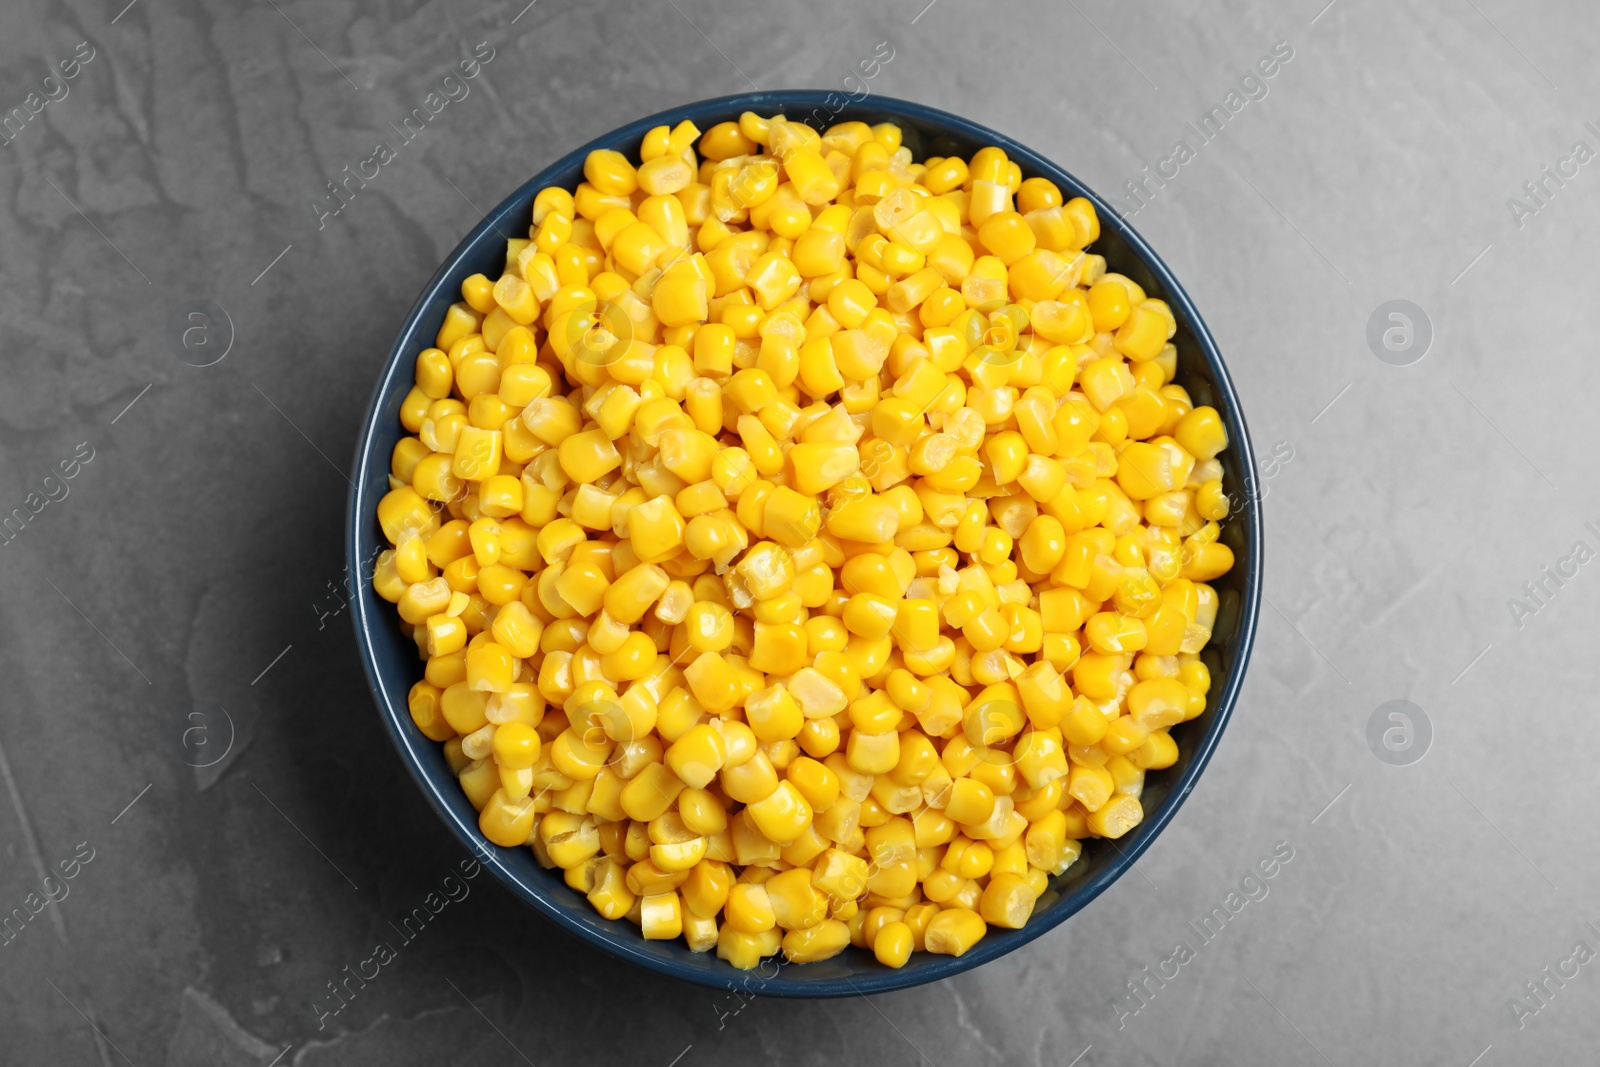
[347,90,1263,997]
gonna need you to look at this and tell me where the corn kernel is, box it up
[923,908,987,956]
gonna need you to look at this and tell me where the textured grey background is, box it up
[0,0,1593,1063]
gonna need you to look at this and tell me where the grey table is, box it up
[2,0,1593,1063]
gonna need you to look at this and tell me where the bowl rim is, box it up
[347,89,1263,998]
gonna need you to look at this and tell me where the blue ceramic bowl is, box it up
[348,91,1262,997]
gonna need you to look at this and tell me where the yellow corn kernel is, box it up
[782,440,857,495]
[1024,808,1070,870]
[715,926,768,971]
[793,227,847,276]
[719,882,777,936]
[621,763,686,823]
[745,621,803,676]
[1130,729,1180,771]
[647,813,706,873]
[746,251,801,309]
[408,681,454,741]
[1125,676,1189,730]
[625,855,688,896]
[628,496,687,563]
[478,789,536,846]
[827,497,900,544]
[668,789,723,841]
[491,720,542,770]
[548,725,613,780]
[743,780,812,845]
[586,684,655,744]
[835,593,892,641]
[463,639,514,693]
[782,919,852,963]
[440,682,490,736]
[699,119,756,160]
[602,562,670,624]
[556,428,621,484]
[923,908,987,956]
[838,726,893,775]
[681,650,738,714]
[944,775,998,826]
[773,756,836,814]
[422,611,466,657]
[1176,405,1228,462]
[797,717,841,760]
[1086,793,1144,838]
[682,859,734,918]
[587,857,638,920]
[1080,279,1127,331]
[975,871,1037,929]
[595,632,652,682]
[457,758,499,811]
[1114,305,1170,363]
[873,919,915,967]
[640,891,684,940]
[754,868,819,931]
[1196,478,1230,522]
[1011,734,1067,797]
[666,723,728,789]
[740,685,800,744]
[811,848,871,902]
[581,150,637,198]
[915,152,967,193]
[1067,758,1115,812]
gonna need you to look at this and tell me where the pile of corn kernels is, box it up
[374,111,1234,970]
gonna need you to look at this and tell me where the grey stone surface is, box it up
[0,0,1594,1063]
